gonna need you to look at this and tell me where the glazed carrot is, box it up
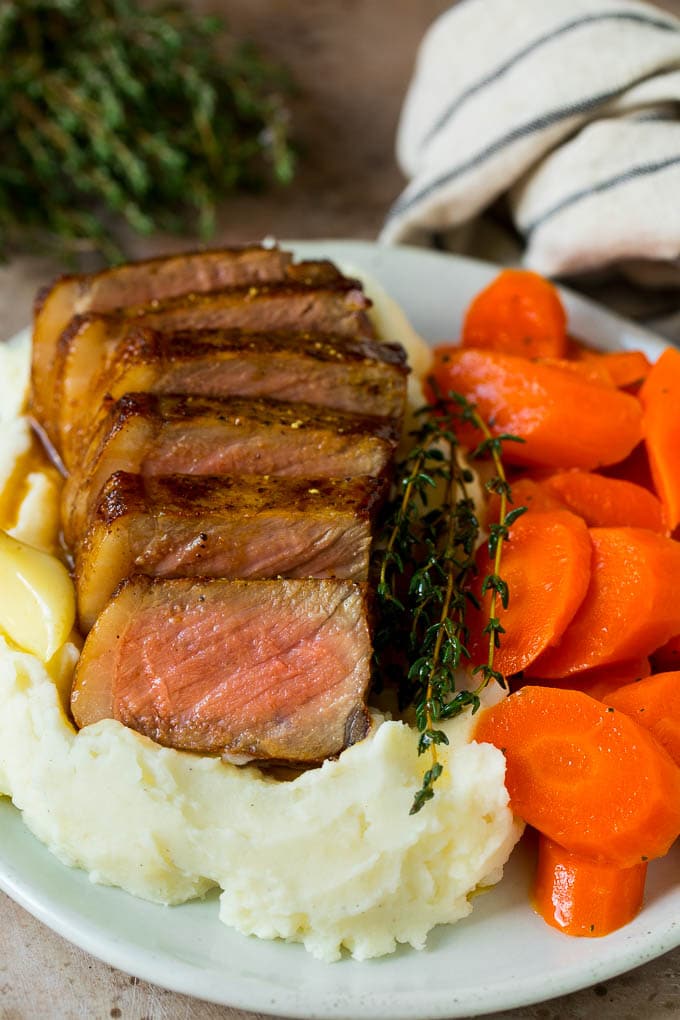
[542,471,666,532]
[572,349,651,389]
[467,510,591,676]
[537,356,615,388]
[461,268,567,358]
[605,671,680,766]
[484,476,563,526]
[640,347,680,530]
[474,686,680,867]
[651,634,680,672]
[431,348,643,470]
[525,656,651,702]
[533,835,647,937]
[491,471,665,532]
[526,527,680,678]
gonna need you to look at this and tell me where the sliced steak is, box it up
[49,278,376,455]
[71,575,372,763]
[75,471,386,631]
[56,325,407,469]
[62,392,400,545]
[31,245,299,425]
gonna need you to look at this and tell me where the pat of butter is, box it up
[0,529,75,662]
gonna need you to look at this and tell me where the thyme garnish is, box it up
[0,0,296,261]
[372,389,526,814]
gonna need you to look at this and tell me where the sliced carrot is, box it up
[533,834,647,937]
[605,671,680,766]
[526,527,680,678]
[537,356,615,388]
[431,347,643,470]
[484,476,564,527]
[572,349,651,389]
[640,347,680,530]
[651,634,680,672]
[467,510,591,676]
[490,470,664,532]
[542,471,666,532]
[525,657,651,702]
[474,685,680,867]
[461,269,567,359]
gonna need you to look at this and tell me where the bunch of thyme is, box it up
[373,390,525,814]
[0,0,295,261]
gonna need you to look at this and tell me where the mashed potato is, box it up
[0,283,522,963]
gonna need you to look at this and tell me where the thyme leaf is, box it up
[0,0,296,261]
[372,386,526,814]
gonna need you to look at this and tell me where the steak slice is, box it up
[31,245,298,426]
[75,472,386,631]
[71,575,372,763]
[49,279,376,455]
[43,273,373,444]
[62,392,400,545]
[56,326,407,469]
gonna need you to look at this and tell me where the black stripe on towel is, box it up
[422,10,678,148]
[523,155,680,235]
[385,68,670,223]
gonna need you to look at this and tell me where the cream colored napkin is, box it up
[380,0,680,339]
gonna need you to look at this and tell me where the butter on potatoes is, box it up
[0,529,75,662]
[0,305,521,962]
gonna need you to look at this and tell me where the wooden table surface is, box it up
[1,2,679,1017]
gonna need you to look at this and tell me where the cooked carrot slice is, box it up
[467,510,591,676]
[542,471,665,532]
[492,471,664,532]
[605,671,680,766]
[640,347,680,530]
[461,269,567,358]
[533,834,647,937]
[484,476,564,527]
[431,347,643,470]
[537,356,615,387]
[572,349,651,389]
[474,686,680,867]
[525,657,651,702]
[526,528,680,678]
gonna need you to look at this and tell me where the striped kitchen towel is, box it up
[380,0,680,337]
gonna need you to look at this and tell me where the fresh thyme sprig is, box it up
[451,396,528,691]
[0,0,296,261]
[372,389,526,814]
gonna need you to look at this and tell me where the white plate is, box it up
[0,240,677,1019]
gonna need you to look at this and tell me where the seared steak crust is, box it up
[48,278,379,455]
[29,245,410,765]
[75,471,387,631]
[31,245,297,426]
[71,576,372,763]
[36,246,296,318]
[55,324,407,467]
[62,392,400,545]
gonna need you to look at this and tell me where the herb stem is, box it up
[379,450,426,598]
[419,456,459,797]
[470,410,511,685]
[1,0,296,260]
[372,388,526,815]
